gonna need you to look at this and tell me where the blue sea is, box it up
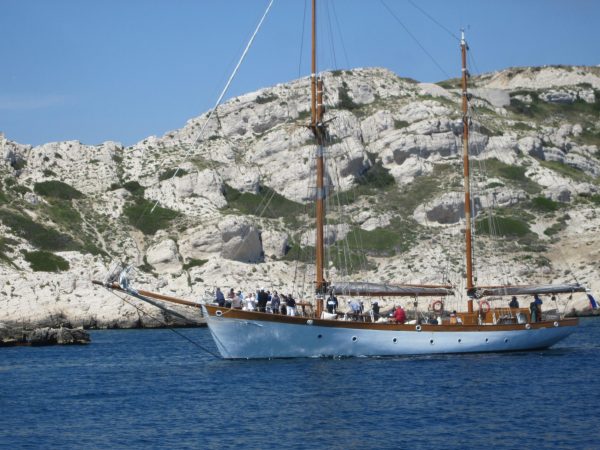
[2,319,600,449]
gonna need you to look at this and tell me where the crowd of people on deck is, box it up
[213,287,548,324]
[214,287,297,315]
[212,287,412,322]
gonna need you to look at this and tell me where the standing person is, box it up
[231,292,243,309]
[533,294,543,322]
[243,292,256,311]
[509,296,519,309]
[372,301,380,320]
[286,294,296,317]
[394,305,406,324]
[326,293,338,314]
[257,288,268,313]
[271,291,281,314]
[349,298,362,320]
[529,300,538,323]
[215,287,225,307]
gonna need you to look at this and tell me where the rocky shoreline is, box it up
[0,324,91,347]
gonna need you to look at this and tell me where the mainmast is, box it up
[460,30,474,313]
[311,0,326,315]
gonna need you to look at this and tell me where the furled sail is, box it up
[331,282,453,297]
[474,283,586,297]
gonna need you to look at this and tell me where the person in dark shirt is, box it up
[215,287,225,307]
[326,293,338,314]
[257,288,269,313]
[286,294,296,316]
[372,301,380,320]
[509,296,519,309]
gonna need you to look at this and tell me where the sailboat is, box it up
[94,1,586,359]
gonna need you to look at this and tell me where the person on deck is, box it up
[225,288,235,308]
[286,295,296,316]
[349,299,362,320]
[326,293,338,314]
[243,293,256,311]
[394,305,406,324]
[257,288,269,313]
[529,300,540,323]
[271,291,281,314]
[231,292,243,309]
[533,294,543,322]
[372,302,380,320]
[215,287,225,307]
[509,296,519,309]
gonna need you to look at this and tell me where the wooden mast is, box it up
[461,30,474,313]
[311,0,325,316]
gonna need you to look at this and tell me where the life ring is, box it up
[479,300,491,313]
[431,300,444,313]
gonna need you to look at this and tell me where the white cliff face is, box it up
[476,66,600,90]
[1,66,599,328]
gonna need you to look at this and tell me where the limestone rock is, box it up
[262,229,289,259]
[219,217,263,262]
[146,239,182,274]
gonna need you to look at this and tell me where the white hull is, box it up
[203,307,577,359]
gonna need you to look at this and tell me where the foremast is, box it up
[460,30,475,313]
[310,0,326,316]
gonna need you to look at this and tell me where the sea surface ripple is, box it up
[1,319,600,449]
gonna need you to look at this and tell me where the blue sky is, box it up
[2,0,598,146]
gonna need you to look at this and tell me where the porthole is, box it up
[306,319,314,326]
[392,338,398,343]
[554,321,559,327]
[458,338,462,343]
[352,336,358,342]
[215,310,223,317]
[429,339,434,345]
[485,338,489,343]
[504,338,509,343]
[317,334,322,339]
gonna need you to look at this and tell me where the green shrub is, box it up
[222,184,302,220]
[183,258,208,270]
[538,160,589,181]
[476,216,530,237]
[123,181,145,196]
[13,185,30,195]
[337,82,359,110]
[530,196,559,212]
[123,198,180,235]
[34,180,84,200]
[24,250,69,272]
[0,210,77,251]
[255,93,278,104]
[159,168,189,181]
[394,120,409,129]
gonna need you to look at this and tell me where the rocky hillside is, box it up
[1,65,599,327]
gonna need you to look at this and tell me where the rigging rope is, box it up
[103,286,220,359]
[379,0,451,80]
[149,0,276,214]
[406,0,461,42]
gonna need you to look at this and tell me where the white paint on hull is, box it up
[203,310,576,359]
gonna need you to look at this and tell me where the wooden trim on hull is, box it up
[203,305,578,332]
